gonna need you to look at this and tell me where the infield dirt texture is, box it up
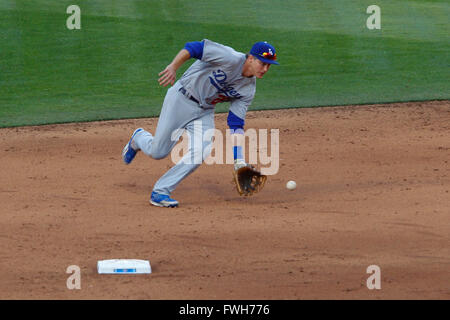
[0,0,449,300]
[0,101,449,299]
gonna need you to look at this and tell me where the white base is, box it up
[97,259,152,274]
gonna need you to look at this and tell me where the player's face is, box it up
[252,57,271,79]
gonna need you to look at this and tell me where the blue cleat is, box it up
[122,128,143,164]
[150,191,179,208]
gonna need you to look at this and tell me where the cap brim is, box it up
[254,55,279,65]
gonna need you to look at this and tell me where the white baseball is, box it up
[286,180,296,190]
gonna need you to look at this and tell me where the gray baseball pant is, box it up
[132,81,214,196]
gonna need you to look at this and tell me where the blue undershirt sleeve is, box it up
[227,110,245,134]
[184,41,204,60]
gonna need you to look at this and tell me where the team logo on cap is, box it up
[251,41,279,64]
[261,49,277,60]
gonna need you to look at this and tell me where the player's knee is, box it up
[150,149,170,160]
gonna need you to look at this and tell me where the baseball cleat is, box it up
[150,191,179,208]
[122,128,143,164]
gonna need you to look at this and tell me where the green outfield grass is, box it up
[0,0,448,127]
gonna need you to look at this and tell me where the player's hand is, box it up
[158,65,176,87]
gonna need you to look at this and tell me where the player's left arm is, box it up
[228,110,246,169]
[228,97,253,169]
[229,99,267,196]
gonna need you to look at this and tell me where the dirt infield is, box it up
[0,100,449,299]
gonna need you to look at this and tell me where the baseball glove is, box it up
[232,164,267,196]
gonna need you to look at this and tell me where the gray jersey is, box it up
[179,39,256,121]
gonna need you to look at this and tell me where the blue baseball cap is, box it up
[250,41,279,65]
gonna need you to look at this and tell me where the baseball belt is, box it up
[179,87,200,104]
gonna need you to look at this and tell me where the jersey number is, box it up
[210,94,231,105]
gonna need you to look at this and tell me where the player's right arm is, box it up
[158,49,190,87]
[158,41,205,87]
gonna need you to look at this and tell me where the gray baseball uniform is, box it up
[133,39,256,196]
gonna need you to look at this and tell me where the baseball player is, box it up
[122,39,278,207]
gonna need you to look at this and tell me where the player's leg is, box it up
[151,110,215,206]
[132,82,201,160]
[122,127,145,164]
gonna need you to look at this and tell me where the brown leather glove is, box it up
[232,162,267,196]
